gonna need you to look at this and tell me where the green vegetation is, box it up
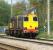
[37,21,53,39]
[37,32,53,40]
[13,2,26,15]
[0,0,10,26]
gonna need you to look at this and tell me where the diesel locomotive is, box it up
[5,8,38,38]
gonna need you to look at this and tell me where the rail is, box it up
[0,35,53,50]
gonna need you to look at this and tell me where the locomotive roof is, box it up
[23,8,36,15]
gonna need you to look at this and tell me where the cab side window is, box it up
[24,17,28,21]
[33,17,38,21]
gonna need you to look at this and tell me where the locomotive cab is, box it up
[23,13,38,34]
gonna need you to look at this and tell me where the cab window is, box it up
[33,17,38,21]
[24,17,28,21]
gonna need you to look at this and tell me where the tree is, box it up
[12,2,26,16]
[0,0,11,26]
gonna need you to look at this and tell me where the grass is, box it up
[37,31,53,40]
[37,32,47,39]
[37,21,53,40]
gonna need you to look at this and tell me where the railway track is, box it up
[0,34,26,50]
[0,34,53,50]
[0,34,53,46]
[0,47,6,50]
[0,43,24,50]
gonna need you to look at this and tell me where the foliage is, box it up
[0,0,10,26]
[13,2,26,16]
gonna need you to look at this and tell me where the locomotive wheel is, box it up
[5,30,10,35]
[29,33,35,39]
[16,30,22,37]
[6,32,9,35]
[21,33,24,38]
[9,30,14,36]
